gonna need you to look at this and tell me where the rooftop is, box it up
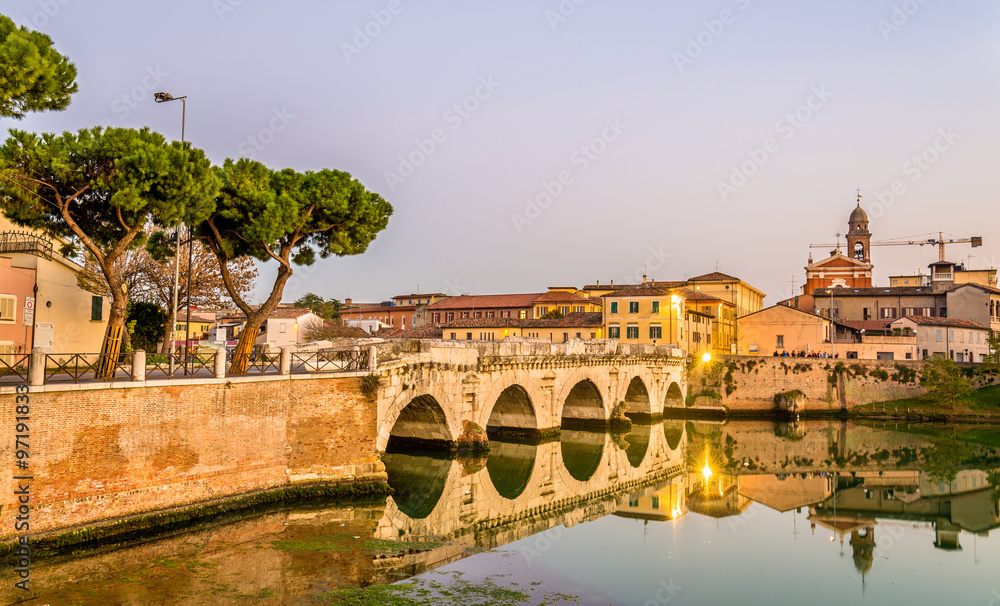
[426,293,543,310]
[895,316,988,329]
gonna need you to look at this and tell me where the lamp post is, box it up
[154,92,191,373]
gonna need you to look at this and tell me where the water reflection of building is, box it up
[615,477,687,521]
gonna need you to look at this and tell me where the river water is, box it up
[6,420,1000,605]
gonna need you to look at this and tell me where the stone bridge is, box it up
[373,339,688,452]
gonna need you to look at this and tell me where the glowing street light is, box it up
[702,352,712,363]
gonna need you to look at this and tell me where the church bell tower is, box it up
[846,192,871,263]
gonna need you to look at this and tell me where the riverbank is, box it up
[0,480,391,560]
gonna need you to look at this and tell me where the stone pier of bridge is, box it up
[373,339,688,452]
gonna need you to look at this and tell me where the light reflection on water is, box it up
[6,420,999,605]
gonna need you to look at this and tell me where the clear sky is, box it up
[5,1,999,305]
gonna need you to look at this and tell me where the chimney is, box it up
[345,298,353,306]
[610,280,614,287]
[642,274,647,285]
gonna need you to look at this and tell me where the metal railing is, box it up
[0,353,30,383]
[290,348,370,374]
[2,344,376,388]
[44,353,131,384]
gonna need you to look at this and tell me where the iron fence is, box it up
[0,353,30,384]
[44,353,131,384]
[227,347,281,375]
[290,348,370,374]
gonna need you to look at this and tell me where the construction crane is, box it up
[810,232,982,262]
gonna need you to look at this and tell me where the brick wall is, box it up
[0,375,384,541]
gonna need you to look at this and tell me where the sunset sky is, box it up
[6,0,999,305]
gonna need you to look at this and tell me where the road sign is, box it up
[23,296,34,326]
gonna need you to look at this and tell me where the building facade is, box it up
[890,316,990,362]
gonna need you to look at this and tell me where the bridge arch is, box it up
[664,381,684,409]
[559,429,607,482]
[561,378,608,427]
[623,423,651,468]
[663,420,685,452]
[622,375,654,418]
[485,384,538,437]
[485,440,538,500]
[380,393,456,452]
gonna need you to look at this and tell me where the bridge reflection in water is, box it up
[8,421,1000,604]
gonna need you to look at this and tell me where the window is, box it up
[447,312,454,322]
[561,306,569,315]
[880,307,897,319]
[904,307,915,316]
[936,329,942,342]
[609,324,620,338]
[0,295,15,323]
[538,306,548,316]
[450,332,456,340]
[520,310,527,319]
[610,301,619,314]
[628,301,639,313]
[650,324,662,339]
[433,312,441,323]
[466,332,472,341]
[575,306,583,313]
[949,330,955,341]
[651,301,660,313]
[563,332,569,342]
[475,311,482,318]
[91,295,103,322]
[487,311,495,318]
[279,322,287,333]
[626,325,639,339]
[776,334,784,348]
[462,312,469,319]
[863,307,871,321]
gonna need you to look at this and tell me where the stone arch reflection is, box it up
[623,423,651,468]
[562,379,605,427]
[487,385,537,438]
[560,429,606,481]
[486,440,537,500]
[383,452,451,519]
[387,394,453,451]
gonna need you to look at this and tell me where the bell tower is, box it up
[846,190,871,263]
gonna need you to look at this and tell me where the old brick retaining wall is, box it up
[690,357,929,413]
[0,374,384,541]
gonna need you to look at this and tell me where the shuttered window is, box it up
[0,296,15,323]
[91,295,103,321]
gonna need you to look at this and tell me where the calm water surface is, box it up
[7,420,1000,605]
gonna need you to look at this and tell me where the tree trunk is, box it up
[96,290,128,379]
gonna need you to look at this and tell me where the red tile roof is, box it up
[267,307,314,319]
[837,320,892,332]
[391,325,444,339]
[532,291,591,303]
[688,272,740,282]
[675,287,726,302]
[896,316,988,329]
[426,293,543,310]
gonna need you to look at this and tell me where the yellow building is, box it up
[738,305,833,356]
[441,312,603,342]
[603,283,687,348]
[685,271,766,319]
[170,311,215,348]
[532,288,602,319]
[677,288,737,356]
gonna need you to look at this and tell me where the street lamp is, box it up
[154,92,190,371]
[669,294,680,347]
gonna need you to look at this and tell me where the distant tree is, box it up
[199,159,391,372]
[921,357,973,409]
[0,127,218,375]
[0,14,77,118]
[987,331,1000,365]
[294,292,343,320]
[543,309,564,319]
[126,301,167,353]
